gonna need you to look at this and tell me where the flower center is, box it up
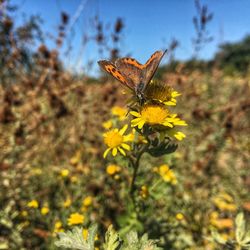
[144,81,172,102]
[104,130,123,148]
[141,105,169,124]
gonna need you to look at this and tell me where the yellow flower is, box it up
[140,185,149,199]
[210,211,219,220]
[41,206,49,215]
[82,229,99,241]
[70,150,81,165]
[55,221,63,229]
[103,125,131,158]
[63,198,72,208]
[156,164,177,185]
[130,105,187,129]
[21,210,28,217]
[82,196,93,207]
[82,228,88,240]
[111,106,127,120]
[211,218,233,230]
[70,176,78,183]
[220,192,234,203]
[212,193,237,212]
[60,169,69,177]
[31,168,42,175]
[166,129,186,141]
[127,129,147,144]
[176,213,184,220]
[106,164,121,175]
[67,213,84,226]
[53,220,64,235]
[27,200,39,208]
[174,152,183,159]
[102,120,113,130]
[114,174,120,180]
[143,81,180,106]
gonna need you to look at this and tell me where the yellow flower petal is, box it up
[121,143,130,150]
[103,148,111,158]
[118,147,126,156]
[119,124,128,135]
[130,111,141,117]
[138,121,145,129]
[112,147,118,156]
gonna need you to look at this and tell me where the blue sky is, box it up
[11,0,250,74]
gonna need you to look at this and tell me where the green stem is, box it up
[130,161,140,197]
[129,144,148,202]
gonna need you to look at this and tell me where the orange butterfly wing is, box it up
[115,50,167,88]
[142,49,167,85]
[98,50,167,93]
[98,60,134,90]
[115,57,143,86]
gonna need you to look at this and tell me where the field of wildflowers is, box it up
[0,1,250,250]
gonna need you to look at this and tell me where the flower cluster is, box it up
[154,164,177,185]
[102,81,187,159]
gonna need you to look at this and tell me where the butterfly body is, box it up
[98,49,167,102]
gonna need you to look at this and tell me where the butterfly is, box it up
[98,49,167,102]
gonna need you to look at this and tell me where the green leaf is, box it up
[121,231,162,250]
[103,225,120,250]
[236,213,246,244]
[211,230,227,245]
[241,229,250,247]
[55,224,97,250]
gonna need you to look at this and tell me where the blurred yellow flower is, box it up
[31,168,42,175]
[27,200,39,208]
[70,150,81,165]
[67,213,84,226]
[211,218,233,230]
[212,193,237,212]
[60,169,69,177]
[173,131,186,141]
[220,233,231,241]
[103,125,131,158]
[53,220,64,235]
[82,229,99,241]
[126,129,147,144]
[210,211,219,220]
[155,164,177,185]
[106,164,121,175]
[102,120,113,130]
[21,210,28,217]
[63,198,72,208]
[140,185,149,199]
[220,192,234,203]
[114,174,120,180]
[82,228,88,240]
[82,196,93,207]
[70,175,78,183]
[174,152,183,159]
[176,213,184,220]
[41,206,49,215]
[111,106,127,120]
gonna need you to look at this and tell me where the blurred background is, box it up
[0,0,249,249]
